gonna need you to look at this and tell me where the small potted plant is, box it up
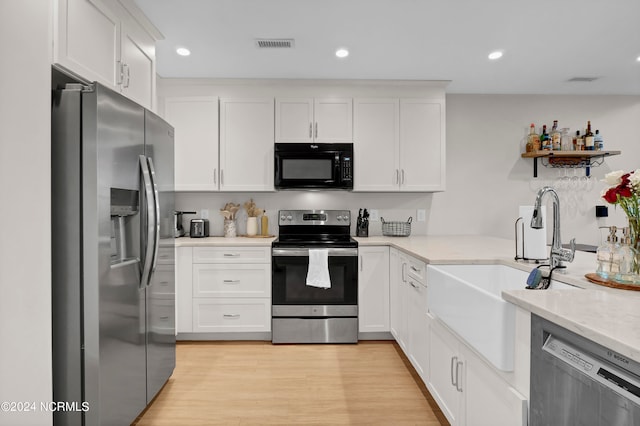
[243,199,264,236]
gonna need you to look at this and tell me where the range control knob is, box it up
[280,215,286,221]
[286,215,293,221]
[336,215,343,221]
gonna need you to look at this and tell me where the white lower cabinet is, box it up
[428,318,528,426]
[358,246,390,333]
[389,248,429,378]
[176,245,271,337]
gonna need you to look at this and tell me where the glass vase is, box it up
[629,217,640,283]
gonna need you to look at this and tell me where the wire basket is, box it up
[381,217,412,237]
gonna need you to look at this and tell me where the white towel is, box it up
[306,249,331,289]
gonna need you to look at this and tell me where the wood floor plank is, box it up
[134,341,448,426]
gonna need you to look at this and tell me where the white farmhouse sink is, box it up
[427,264,578,371]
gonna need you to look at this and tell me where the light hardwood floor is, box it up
[134,341,448,426]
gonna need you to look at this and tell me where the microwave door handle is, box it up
[146,156,161,284]
[139,155,155,289]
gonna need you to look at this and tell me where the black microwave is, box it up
[274,143,353,190]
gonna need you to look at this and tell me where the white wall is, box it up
[0,2,52,425]
[432,94,640,246]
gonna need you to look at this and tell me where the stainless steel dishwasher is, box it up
[531,314,640,425]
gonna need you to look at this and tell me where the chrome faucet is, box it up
[531,186,576,270]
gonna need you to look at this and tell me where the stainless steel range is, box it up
[271,210,358,344]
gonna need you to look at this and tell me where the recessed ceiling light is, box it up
[176,47,191,56]
[636,55,640,62]
[335,48,349,59]
[488,51,503,60]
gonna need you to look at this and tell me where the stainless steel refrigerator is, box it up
[51,81,175,425]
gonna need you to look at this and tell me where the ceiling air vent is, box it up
[567,77,599,82]
[255,38,295,49]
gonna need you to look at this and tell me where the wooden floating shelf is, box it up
[521,150,621,178]
[521,150,621,159]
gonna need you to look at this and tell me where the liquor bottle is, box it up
[594,129,604,151]
[584,121,595,150]
[560,128,572,150]
[573,130,583,151]
[526,123,541,152]
[540,125,551,150]
[550,120,561,150]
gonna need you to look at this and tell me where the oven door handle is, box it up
[272,248,358,257]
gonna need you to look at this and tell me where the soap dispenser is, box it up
[596,226,620,279]
[614,227,637,283]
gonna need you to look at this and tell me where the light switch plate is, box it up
[417,209,426,222]
[201,209,209,219]
[369,209,379,221]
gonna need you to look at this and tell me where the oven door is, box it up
[271,247,358,306]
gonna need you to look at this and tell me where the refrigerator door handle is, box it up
[146,156,161,284]
[139,155,155,288]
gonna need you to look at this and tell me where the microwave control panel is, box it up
[342,156,352,181]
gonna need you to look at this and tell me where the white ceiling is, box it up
[134,0,640,95]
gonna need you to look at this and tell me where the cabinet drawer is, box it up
[150,265,175,299]
[193,264,270,298]
[156,246,174,265]
[193,298,271,332]
[407,256,426,284]
[193,246,270,264]
[148,299,175,334]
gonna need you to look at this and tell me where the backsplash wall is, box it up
[175,192,431,237]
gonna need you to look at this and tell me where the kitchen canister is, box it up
[224,219,237,238]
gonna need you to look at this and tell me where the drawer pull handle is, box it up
[159,316,169,320]
[223,279,240,284]
[410,266,421,272]
[223,314,241,319]
[223,253,240,257]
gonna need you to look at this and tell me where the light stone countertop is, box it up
[174,233,640,360]
[357,234,640,362]
[174,236,276,247]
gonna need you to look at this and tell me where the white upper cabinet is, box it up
[399,99,445,192]
[219,98,275,192]
[54,0,120,87]
[275,98,353,143]
[120,20,155,109]
[353,99,400,191]
[164,96,219,191]
[53,0,156,109]
[354,98,445,192]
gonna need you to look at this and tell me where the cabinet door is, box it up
[314,98,353,142]
[408,280,429,382]
[176,247,193,334]
[392,252,409,351]
[120,21,154,109]
[428,320,462,426]
[389,248,401,340]
[164,97,219,191]
[358,246,390,333]
[54,0,120,89]
[275,98,313,142]
[219,98,274,191]
[353,99,400,191]
[399,99,445,192]
[463,345,528,426]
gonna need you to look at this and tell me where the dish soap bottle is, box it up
[596,226,619,280]
[614,227,637,283]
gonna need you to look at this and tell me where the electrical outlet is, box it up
[417,209,426,222]
[369,209,379,221]
[201,209,209,219]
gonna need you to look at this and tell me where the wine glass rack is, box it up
[521,150,621,178]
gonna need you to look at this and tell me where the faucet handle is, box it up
[564,238,576,262]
